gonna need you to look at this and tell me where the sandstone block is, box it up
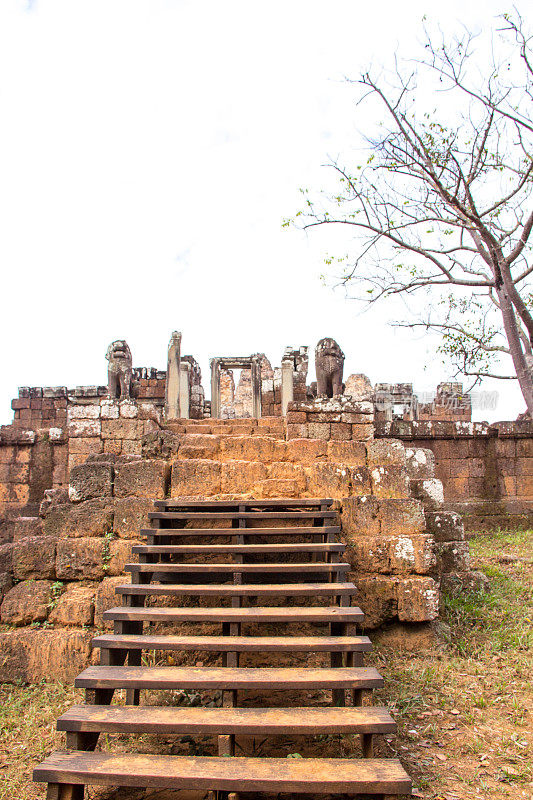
[68,404,101,420]
[94,576,126,629]
[12,535,57,580]
[286,411,307,423]
[349,536,390,573]
[350,423,374,441]
[341,412,373,424]
[56,537,106,580]
[100,400,119,419]
[68,437,103,456]
[44,499,113,539]
[0,628,93,682]
[370,465,410,499]
[119,400,138,418]
[350,466,373,496]
[436,541,471,573]
[389,534,436,574]
[286,424,308,439]
[0,541,13,575]
[121,439,143,456]
[306,462,351,498]
[114,459,169,499]
[171,459,221,497]
[221,461,268,493]
[341,496,380,537]
[405,447,436,479]
[410,478,444,510]
[220,436,287,463]
[425,511,465,542]
[178,434,221,460]
[0,572,13,602]
[68,419,101,438]
[286,439,327,464]
[257,479,300,498]
[0,579,53,626]
[69,463,113,502]
[307,422,331,441]
[268,461,306,483]
[353,576,397,629]
[327,441,366,465]
[49,583,96,627]
[330,422,352,441]
[397,577,439,622]
[107,539,136,575]
[440,570,489,596]
[101,419,144,440]
[379,498,426,535]
[113,497,153,538]
[366,439,406,467]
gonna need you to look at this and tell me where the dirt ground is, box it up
[0,529,531,800]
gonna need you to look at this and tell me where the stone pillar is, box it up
[251,358,262,419]
[281,350,294,416]
[179,361,191,419]
[210,358,220,418]
[165,331,182,420]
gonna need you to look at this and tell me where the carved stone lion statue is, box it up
[106,340,132,399]
[315,337,345,397]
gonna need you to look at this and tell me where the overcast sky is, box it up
[0,0,525,423]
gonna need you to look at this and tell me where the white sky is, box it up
[0,0,525,423]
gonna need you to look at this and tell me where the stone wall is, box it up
[286,397,374,441]
[0,398,479,682]
[376,419,533,528]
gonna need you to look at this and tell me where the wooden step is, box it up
[155,498,334,509]
[141,525,341,538]
[126,562,350,575]
[148,511,337,521]
[103,606,364,624]
[74,666,384,691]
[133,542,346,555]
[34,752,411,795]
[57,704,393,735]
[116,582,357,598]
[93,633,373,653]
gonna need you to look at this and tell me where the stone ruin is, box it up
[0,333,493,682]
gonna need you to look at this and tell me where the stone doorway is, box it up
[210,356,262,418]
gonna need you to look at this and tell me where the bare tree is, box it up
[289,11,533,414]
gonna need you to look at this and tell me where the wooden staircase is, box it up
[34,498,412,799]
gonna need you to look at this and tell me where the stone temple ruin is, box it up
[0,332,528,799]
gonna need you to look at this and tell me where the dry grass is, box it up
[372,528,532,800]
[0,529,531,799]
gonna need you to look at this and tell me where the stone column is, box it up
[251,358,262,419]
[210,358,220,418]
[165,331,182,420]
[281,350,295,416]
[179,361,191,419]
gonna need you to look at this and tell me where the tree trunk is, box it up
[496,283,533,415]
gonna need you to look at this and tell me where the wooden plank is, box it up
[141,525,341,537]
[93,633,372,653]
[125,562,350,574]
[33,752,411,794]
[148,511,337,520]
[74,666,384,691]
[102,606,364,623]
[154,498,334,508]
[116,582,357,598]
[57,705,395,735]
[132,543,345,555]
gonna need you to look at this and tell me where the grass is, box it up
[372,528,532,799]
[0,529,531,799]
